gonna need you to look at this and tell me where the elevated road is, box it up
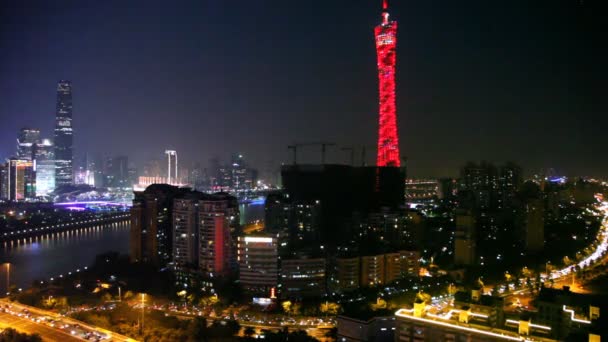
[0,298,136,342]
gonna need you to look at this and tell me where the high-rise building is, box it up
[525,198,544,252]
[237,235,278,295]
[499,162,523,208]
[360,254,386,287]
[0,164,8,200]
[278,165,405,249]
[130,184,189,265]
[17,128,40,161]
[280,257,326,299]
[54,80,74,187]
[375,0,401,167]
[460,161,499,209]
[173,194,204,269]
[165,150,178,184]
[7,159,36,201]
[333,257,361,292]
[454,210,476,265]
[104,156,129,188]
[198,193,239,277]
[35,139,55,196]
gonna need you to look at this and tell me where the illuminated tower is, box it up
[54,80,74,186]
[375,0,401,167]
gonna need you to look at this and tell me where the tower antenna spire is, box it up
[383,0,388,10]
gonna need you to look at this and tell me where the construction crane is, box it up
[287,142,336,165]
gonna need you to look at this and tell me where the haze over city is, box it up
[1,0,605,177]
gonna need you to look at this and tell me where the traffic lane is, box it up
[0,310,84,342]
[0,299,134,342]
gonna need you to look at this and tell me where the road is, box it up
[0,310,85,342]
[0,298,135,342]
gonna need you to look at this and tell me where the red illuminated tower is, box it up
[375,0,401,167]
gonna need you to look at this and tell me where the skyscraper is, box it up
[17,128,40,161]
[54,80,74,187]
[375,0,401,167]
[35,139,55,196]
[7,159,36,201]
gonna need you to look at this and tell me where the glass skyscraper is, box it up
[54,80,73,187]
[17,128,40,161]
[35,139,55,196]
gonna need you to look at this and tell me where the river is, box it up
[0,201,266,290]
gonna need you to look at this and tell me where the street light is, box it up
[140,293,146,334]
[3,263,10,296]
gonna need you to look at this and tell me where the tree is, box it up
[319,302,340,316]
[371,298,388,311]
[186,317,207,342]
[0,328,43,342]
[282,300,292,315]
[244,326,256,338]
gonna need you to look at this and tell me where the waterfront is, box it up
[0,221,130,290]
[0,201,265,291]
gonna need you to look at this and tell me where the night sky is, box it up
[0,0,605,178]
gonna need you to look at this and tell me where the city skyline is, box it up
[0,0,605,178]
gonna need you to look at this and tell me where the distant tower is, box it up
[54,80,74,186]
[165,150,178,184]
[375,0,401,167]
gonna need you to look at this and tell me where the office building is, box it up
[333,257,360,292]
[385,250,420,283]
[237,235,278,295]
[54,80,74,187]
[209,154,258,192]
[7,159,36,201]
[0,164,8,200]
[280,257,326,299]
[17,128,40,161]
[35,139,55,196]
[405,179,438,202]
[337,315,395,342]
[104,156,129,188]
[460,161,499,209]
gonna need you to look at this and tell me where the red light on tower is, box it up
[375,0,401,167]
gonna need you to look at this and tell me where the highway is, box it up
[548,200,608,281]
[0,310,84,342]
[0,298,135,342]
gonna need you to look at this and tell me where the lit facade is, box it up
[17,128,40,161]
[237,235,278,295]
[375,0,401,167]
[199,195,239,277]
[35,139,55,196]
[54,80,74,187]
[7,159,36,201]
[130,184,186,265]
[280,257,326,298]
[173,197,201,268]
